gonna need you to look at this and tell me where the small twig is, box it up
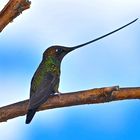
[0,0,31,32]
[0,86,140,123]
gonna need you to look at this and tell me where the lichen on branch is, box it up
[0,0,31,32]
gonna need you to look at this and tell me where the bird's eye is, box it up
[55,49,59,52]
[55,48,62,53]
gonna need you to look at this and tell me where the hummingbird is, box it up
[25,18,138,124]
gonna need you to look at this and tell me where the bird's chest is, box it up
[30,60,60,95]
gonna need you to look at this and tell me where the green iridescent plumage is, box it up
[30,56,60,95]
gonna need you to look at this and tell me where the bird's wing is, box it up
[28,72,58,110]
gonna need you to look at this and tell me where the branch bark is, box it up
[0,86,140,123]
[0,0,31,32]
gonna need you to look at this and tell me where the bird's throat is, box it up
[44,56,60,75]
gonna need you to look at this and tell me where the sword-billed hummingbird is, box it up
[25,18,138,124]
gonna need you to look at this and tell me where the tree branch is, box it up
[0,0,31,32]
[0,86,140,123]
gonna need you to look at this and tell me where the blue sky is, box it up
[0,0,140,140]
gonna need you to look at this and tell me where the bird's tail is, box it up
[25,108,37,124]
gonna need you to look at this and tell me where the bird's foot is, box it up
[56,91,62,98]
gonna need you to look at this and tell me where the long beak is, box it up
[70,18,138,51]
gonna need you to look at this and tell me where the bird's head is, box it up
[43,45,77,62]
